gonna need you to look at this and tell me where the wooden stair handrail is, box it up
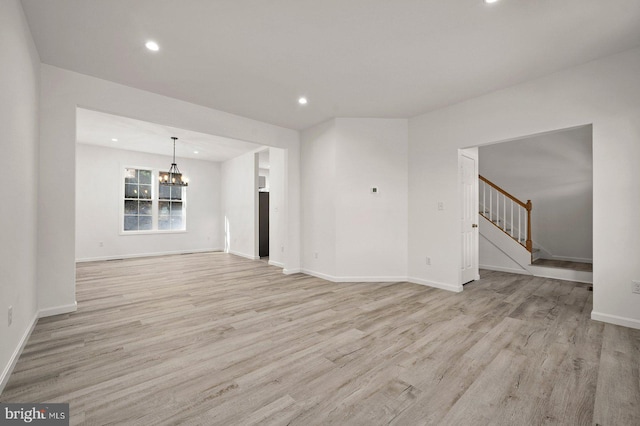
[479,175,528,209]
[479,175,533,253]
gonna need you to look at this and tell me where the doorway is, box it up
[259,191,269,258]
[256,147,288,264]
[478,125,593,275]
[257,149,270,259]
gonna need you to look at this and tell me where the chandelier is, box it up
[159,137,189,186]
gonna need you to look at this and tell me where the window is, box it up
[122,167,186,233]
[158,185,184,230]
[124,168,153,231]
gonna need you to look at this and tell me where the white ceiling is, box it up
[76,108,263,162]
[21,0,640,130]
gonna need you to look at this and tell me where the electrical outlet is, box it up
[437,201,445,211]
[314,252,319,259]
[98,241,104,247]
[632,280,640,294]
[425,256,431,265]
[8,306,12,326]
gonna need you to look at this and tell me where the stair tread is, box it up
[529,260,593,273]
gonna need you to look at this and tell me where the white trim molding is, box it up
[0,313,38,394]
[333,275,406,283]
[408,276,463,293]
[228,251,260,261]
[38,302,78,318]
[300,269,337,282]
[479,264,531,275]
[301,269,406,284]
[268,260,284,268]
[76,248,222,263]
[591,311,640,330]
[300,270,464,292]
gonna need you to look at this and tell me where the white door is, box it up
[460,152,478,285]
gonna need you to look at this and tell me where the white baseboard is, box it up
[228,250,260,260]
[333,275,406,283]
[301,269,337,282]
[76,248,223,263]
[591,311,640,330]
[479,264,531,275]
[39,302,77,318]
[300,269,406,284]
[407,276,463,293]
[0,312,38,394]
[2,302,78,393]
[283,268,301,275]
[301,270,463,291]
[268,260,284,268]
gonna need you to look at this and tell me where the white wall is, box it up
[334,118,408,280]
[76,144,222,261]
[479,235,528,275]
[38,64,301,315]
[221,151,259,259]
[479,125,593,262]
[0,0,40,390]
[301,120,337,278]
[408,47,640,329]
[301,118,408,281]
[268,148,286,268]
[258,168,270,191]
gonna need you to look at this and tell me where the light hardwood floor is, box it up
[2,253,639,425]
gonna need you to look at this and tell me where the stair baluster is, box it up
[479,175,532,253]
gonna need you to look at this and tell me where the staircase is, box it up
[478,175,592,284]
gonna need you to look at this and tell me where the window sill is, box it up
[120,230,188,236]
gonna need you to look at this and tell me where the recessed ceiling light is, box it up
[194,151,199,154]
[485,0,499,4]
[145,41,159,51]
[298,97,308,105]
[111,138,118,142]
